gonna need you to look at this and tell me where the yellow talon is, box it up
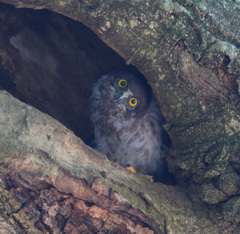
[125,166,154,182]
[147,176,154,183]
[126,166,137,173]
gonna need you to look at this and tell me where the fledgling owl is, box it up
[90,69,168,182]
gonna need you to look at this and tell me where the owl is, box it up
[90,69,169,182]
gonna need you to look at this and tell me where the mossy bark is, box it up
[0,0,240,233]
[0,90,217,233]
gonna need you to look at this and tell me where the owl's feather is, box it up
[90,69,169,182]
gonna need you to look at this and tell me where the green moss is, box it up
[200,183,226,204]
[204,169,221,179]
[223,197,240,222]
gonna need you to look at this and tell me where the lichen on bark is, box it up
[0,0,240,233]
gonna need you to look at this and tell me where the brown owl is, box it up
[90,69,171,183]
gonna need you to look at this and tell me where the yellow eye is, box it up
[118,79,127,88]
[129,97,138,107]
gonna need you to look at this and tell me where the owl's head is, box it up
[95,69,153,118]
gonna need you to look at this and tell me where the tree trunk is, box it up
[0,0,240,233]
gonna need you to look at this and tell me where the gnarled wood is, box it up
[0,91,219,233]
[0,0,240,233]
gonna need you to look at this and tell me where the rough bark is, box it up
[0,0,240,233]
[0,91,216,233]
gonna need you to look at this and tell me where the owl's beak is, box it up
[114,89,133,102]
[121,90,133,99]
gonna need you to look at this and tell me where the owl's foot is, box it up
[144,175,154,183]
[126,165,154,182]
[126,165,137,173]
